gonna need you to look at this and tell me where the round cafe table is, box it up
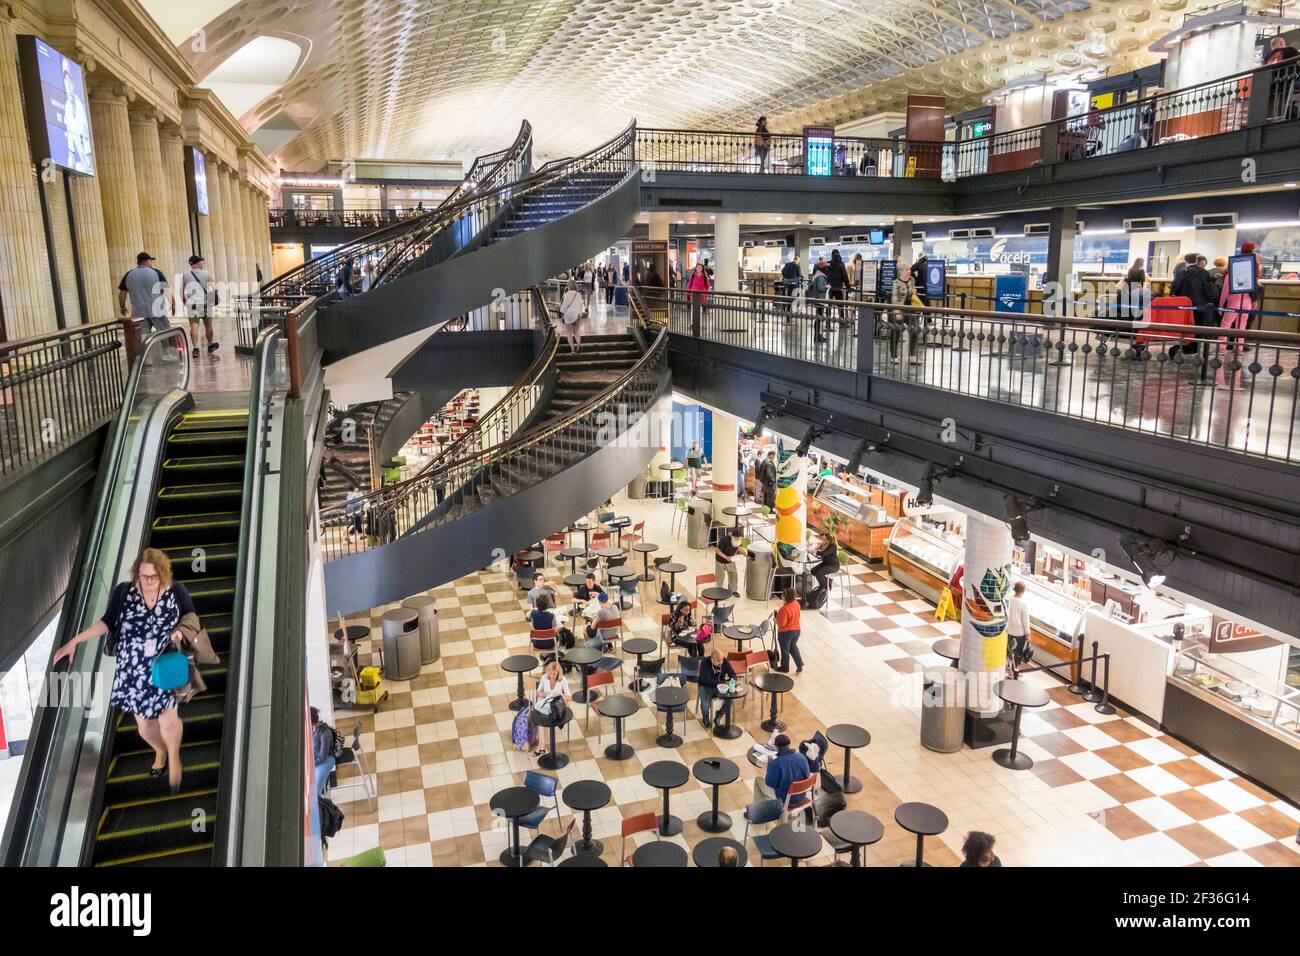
[932,638,961,668]
[562,779,611,856]
[693,757,739,833]
[568,521,594,551]
[559,547,588,574]
[895,801,948,868]
[712,681,748,740]
[519,550,544,568]
[693,836,748,868]
[721,624,760,653]
[595,546,625,562]
[829,810,884,868]
[642,760,690,836]
[333,625,370,643]
[993,679,1051,771]
[701,586,733,606]
[622,637,659,692]
[721,505,754,531]
[767,822,823,867]
[558,854,606,867]
[490,786,540,867]
[561,646,602,704]
[604,515,632,546]
[632,541,660,581]
[501,654,538,712]
[632,841,687,868]
[826,722,872,794]
[755,671,794,732]
[596,693,641,760]
[653,684,691,748]
[658,562,686,594]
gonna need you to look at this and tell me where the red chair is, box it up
[583,671,616,729]
[530,627,558,660]
[1140,296,1197,347]
[726,652,750,675]
[695,572,717,609]
[783,774,816,820]
[623,520,645,545]
[620,812,661,866]
[544,533,566,567]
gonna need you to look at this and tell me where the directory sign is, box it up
[925,259,947,301]
[994,273,1028,313]
[803,126,835,176]
[876,259,898,299]
[17,36,94,175]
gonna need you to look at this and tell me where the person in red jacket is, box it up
[685,262,711,329]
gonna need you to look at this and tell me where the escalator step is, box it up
[115,696,224,745]
[162,543,239,577]
[104,740,223,805]
[93,789,219,865]
[150,511,241,545]
[155,482,243,512]
[173,411,248,432]
[161,455,245,479]
[98,843,215,867]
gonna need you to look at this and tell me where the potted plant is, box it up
[822,512,843,542]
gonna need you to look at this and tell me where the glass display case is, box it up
[811,475,886,523]
[1007,571,1088,645]
[1170,639,1300,742]
[887,517,962,581]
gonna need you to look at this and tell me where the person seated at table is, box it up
[808,533,839,595]
[528,592,558,632]
[584,591,619,650]
[758,733,812,814]
[717,846,741,867]
[960,831,1002,868]
[526,571,556,608]
[668,598,703,656]
[574,572,605,603]
[527,659,572,757]
[714,528,745,597]
[697,649,737,729]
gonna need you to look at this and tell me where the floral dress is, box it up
[102,581,196,718]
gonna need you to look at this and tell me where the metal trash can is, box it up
[686,498,712,549]
[403,595,440,664]
[920,668,966,753]
[746,541,774,601]
[381,607,421,680]
[627,472,648,499]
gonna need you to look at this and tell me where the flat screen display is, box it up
[869,228,885,245]
[803,126,835,177]
[17,36,94,175]
[185,147,210,216]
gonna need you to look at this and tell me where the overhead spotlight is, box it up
[754,404,773,437]
[847,438,876,475]
[915,462,952,508]
[795,424,827,458]
[1119,533,1177,588]
[1003,494,1043,545]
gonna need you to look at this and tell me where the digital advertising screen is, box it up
[186,147,210,216]
[803,126,834,177]
[17,36,94,176]
[869,228,886,245]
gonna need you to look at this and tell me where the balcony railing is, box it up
[269,207,436,230]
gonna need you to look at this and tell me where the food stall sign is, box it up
[1213,620,1262,643]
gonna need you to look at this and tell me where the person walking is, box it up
[559,279,585,353]
[1006,581,1030,675]
[117,252,172,333]
[910,253,929,306]
[1217,241,1261,389]
[780,255,803,319]
[685,439,706,491]
[754,116,772,172]
[714,527,744,597]
[823,248,851,338]
[182,255,219,359]
[581,263,595,311]
[344,485,364,535]
[686,262,711,330]
[889,260,918,364]
[759,450,777,510]
[808,266,830,343]
[53,548,196,792]
[775,586,803,674]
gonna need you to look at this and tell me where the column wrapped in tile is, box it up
[0,15,56,337]
[65,160,114,323]
[958,513,1012,717]
[128,106,173,286]
[203,156,230,286]
[157,123,193,290]
[87,80,142,286]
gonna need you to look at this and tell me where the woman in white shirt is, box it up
[1006,581,1031,675]
[559,279,585,354]
[528,660,572,756]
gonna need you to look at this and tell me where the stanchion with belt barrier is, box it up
[1015,647,1115,716]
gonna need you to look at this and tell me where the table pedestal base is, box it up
[658,814,683,837]
[992,747,1033,770]
[573,838,603,857]
[605,742,634,760]
[712,722,743,740]
[697,810,732,833]
[840,774,863,794]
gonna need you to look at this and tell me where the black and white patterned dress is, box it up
[102,581,196,719]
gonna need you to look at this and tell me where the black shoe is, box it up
[796,667,804,674]
[149,757,168,778]
[191,347,200,359]
[732,590,740,597]
[207,341,219,353]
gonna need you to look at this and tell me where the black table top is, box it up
[501,654,538,674]
[333,625,370,641]
[894,801,949,837]
[596,693,640,719]
[932,638,962,661]
[642,760,690,790]
[519,550,544,562]
[490,786,540,820]
[722,625,759,642]
[622,638,658,656]
[563,573,588,587]
[827,722,872,750]
[659,562,687,574]
[755,672,794,694]
[561,646,602,665]
[693,837,748,868]
[692,757,739,787]
[562,779,611,812]
[995,679,1051,708]
[716,681,749,700]
[632,542,659,553]
[829,810,885,847]
[632,841,688,868]
[607,566,638,580]
[558,854,607,867]
[605,517,632,528]
[652,685,690,708]
[560,547,588,559]
[595,547,625,558]
[721,506,754,516]
[768,823,823,860]
[701,586,733,601]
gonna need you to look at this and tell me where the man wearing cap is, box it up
[117,252,171,332]
[584,591,619,650]
[182,254,219,358]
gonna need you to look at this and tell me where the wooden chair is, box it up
[782,774,817,822]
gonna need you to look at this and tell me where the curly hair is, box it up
[131,547,173,590]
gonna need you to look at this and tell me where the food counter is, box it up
[885,517,962,605]
[807,474,894,561]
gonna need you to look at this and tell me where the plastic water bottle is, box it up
[728,677,736,694]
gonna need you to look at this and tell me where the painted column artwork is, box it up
[772,445,810,555]
[958,513,1012,715]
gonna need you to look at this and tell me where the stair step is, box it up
[155,482,243,514]
[161,542,239,577]
[93,789,220,865]
[150,512,242,546]
[161,455,244,479]
[104,740,223,805]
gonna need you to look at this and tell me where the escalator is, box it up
[92,409,249,866]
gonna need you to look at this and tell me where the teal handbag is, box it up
[150,650,190,691]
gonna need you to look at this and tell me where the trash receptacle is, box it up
[746,541,773,600]
[920,668,965,753]
[627,471,648,499]
[686,499,712,549]
[403,595,440,664]
[381,607,421,680]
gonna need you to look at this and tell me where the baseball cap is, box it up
[188,254,204,265]
[137,252,154,263]
[597,592,608,603]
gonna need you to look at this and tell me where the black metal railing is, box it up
[269,207,437,230]
[320,303,667,561]
[0,321,129,481]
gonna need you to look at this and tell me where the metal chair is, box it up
[783,774,817,823]
[620,811,661,866]
[347,720,375,810]
[671,498,689,538]
[517,770,562,834]
[743,798,785,867]
[834,549,854,607]
[582,670,616,730]
[522,819,575,867]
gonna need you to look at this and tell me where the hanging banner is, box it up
[994,273,1027,313]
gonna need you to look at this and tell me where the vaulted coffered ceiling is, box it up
[146,0,1232,169]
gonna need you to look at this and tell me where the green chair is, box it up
[342,846,386,867]
[672,498,689,538]
[836,549,854,608]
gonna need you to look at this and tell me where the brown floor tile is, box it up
[1096,720,1150,744]
[853,632,889,648]
[1100,803,1158,840]
[885,657,922,675]
[1155,734,1198,757]
[1163,789,1230,821]
[1092,773,1155,805]
[1162,758,1222,788]
[1238,804,1300,839]
[1164,822,1235,860]
[1045,686,1080,706]
[1093,745,1152,772]
[1029,758,1086,788]
[1031,731,1086,757]
[1228,776,1276,803]
[1036,707,1087,730]
[377,818,407,849]
[1244,841,1300,866]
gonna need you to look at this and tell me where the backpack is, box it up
[319,796,345,839]
[697,621,713,643]
[510,708,531,749]
[660,581,671,603]
[329,724,347,759]
[557,626,576,650]
[802,585,829,610]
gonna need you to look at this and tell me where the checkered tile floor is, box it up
[322,493,1300,867]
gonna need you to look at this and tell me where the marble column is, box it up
[88,81,143,287]
[958,512,1012,717]
[65,169,114,322]
[218,166,245,289]
[157,124,194,292]
[235,180,257,296]
[128,107,171,288]
[0,14,56,337]
[203,158,230,285]
[709,409,740,517]
[239,184,259,288]
[713,213,740,293]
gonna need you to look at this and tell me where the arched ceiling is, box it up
[159,0,1237,169]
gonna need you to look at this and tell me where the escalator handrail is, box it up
[333,288,560,514]
[0,325,192,866]
[215,323,283,866]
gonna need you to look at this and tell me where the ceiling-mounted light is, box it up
[1003,494,1043,545]
[916,462,954,508]
[847,438,877,475]
[795,424,828,458]
[1119,533,1177,588]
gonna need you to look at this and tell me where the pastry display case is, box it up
[1006,571,1088,647]
[808,475,893,562]
[1169,640,1300,742]
[886,517,962,604]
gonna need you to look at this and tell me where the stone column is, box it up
[0,14,56,337]
[203,158,230,285]
[219,167,246,289]
[256,189,272,283]
[958,512,1012,717]
[794,227,812,281]
[648,212,670,244]
[240,184,260,287]
[1044,205,1077,316]
[713,213,740,293]
[157,124,194,292]
[66,169,114,322]
[128,107,171,286]
[892,219,914,266]
[709,409,740,517]
[236,180,257,296]
[88,81,142,286]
